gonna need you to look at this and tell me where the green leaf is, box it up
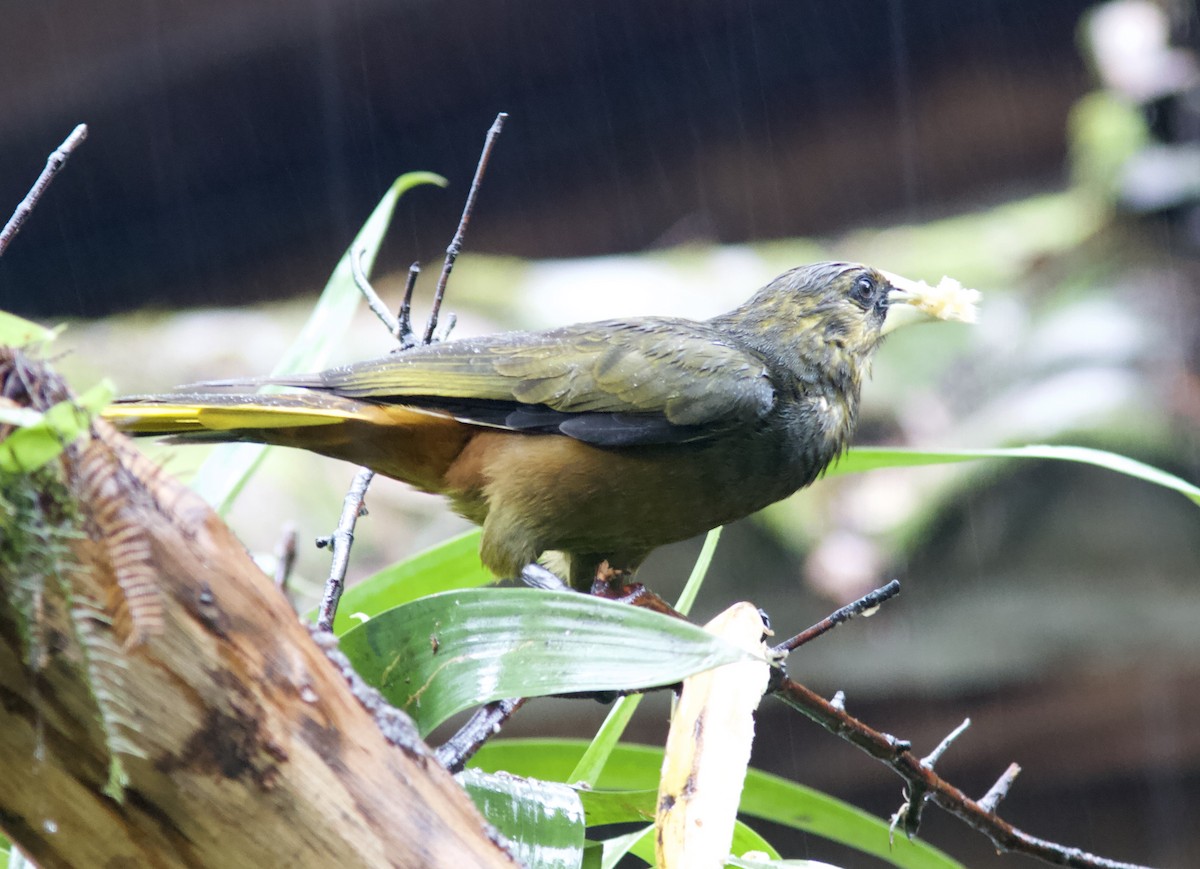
[737,764,961,869]
[471,740,962,869]
[190,171,448,512]
[0,310,59,347]
[0,380,114,474]
[338,589,755,736]
[313,529,492,635]
[833,445,1200,507]
[674,525,722,617]
[457,768,586,869]
[567,693,644,788]
[598,826,652,869]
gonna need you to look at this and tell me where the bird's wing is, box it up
[269,319,775,446]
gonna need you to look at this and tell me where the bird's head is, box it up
[716,261,978,391]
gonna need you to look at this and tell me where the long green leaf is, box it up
[338,589,756,736]
[313,528,491,634]
[458,768,586,869]
[471,740,962,869]
[190,171,448,512]
[834,445,1200,506]
[674,525,722,617]
[599,826,652,869]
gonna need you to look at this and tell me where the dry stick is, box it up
[315,467,375,631]
[977,762,1021,815]
[773,579,900,654]
[397,262,421,349]
[772,677,1153,869]
[0,124,88,258]
[423,112,508,344]
[316,116,507,632]
[436,698,529,772]
[894,715,972,833]
[352,247,402,338]
[921,717,970,769]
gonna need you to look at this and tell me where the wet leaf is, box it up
[458,768,586,869]
[338,589,755,735]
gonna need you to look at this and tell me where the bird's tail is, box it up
[102,392,472,494]
[103,391,381,440]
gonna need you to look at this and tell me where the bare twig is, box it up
[315,468,375,632]
[317,116,507,629]
[772,676,1152,869]
[396,262,421,350]
[0,124,88,258]
[352,247,402,339]
[890,716,975,835]
[436,698,528,772]
[978,762,1022,814]
[772,579,901,654]
[922,717,971,769]
[432,312,458,343]
[423,112,507,344]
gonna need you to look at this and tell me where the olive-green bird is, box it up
[104,262,976,587]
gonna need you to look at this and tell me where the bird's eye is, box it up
[851,275,876,307]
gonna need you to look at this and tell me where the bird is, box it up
[104,262,977,588]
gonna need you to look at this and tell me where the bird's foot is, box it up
[590,564,684,619]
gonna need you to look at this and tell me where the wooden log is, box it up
[0,349,515,869]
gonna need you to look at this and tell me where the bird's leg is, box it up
[590,563,685,620]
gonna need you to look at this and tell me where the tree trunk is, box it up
[0,349,516,868]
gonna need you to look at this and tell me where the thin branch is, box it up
[890,716,975,836]
[772,579,901,654]
[423,112,507,344]
[978,763,1022,814]
[317,116,507,629]
[396,262,421,350]
[432,312,458,343]
[352,247,402,339]
[315,467,375,632]
[0,124,88,258]
[772,676,1152,869]
[436,698,528,772]
[922,717,971,769]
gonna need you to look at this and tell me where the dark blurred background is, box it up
[4,2,1200,867]
[2,0,1096,316]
